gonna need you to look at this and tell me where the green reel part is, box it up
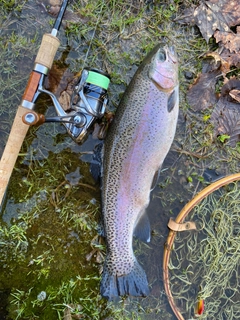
[86,70,110,90]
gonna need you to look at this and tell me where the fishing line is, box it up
[81,1,105,70]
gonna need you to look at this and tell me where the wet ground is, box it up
[0,0,240,319]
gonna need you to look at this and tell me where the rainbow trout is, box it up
[100,45,179,299]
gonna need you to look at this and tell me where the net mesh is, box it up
[169,182,240,319]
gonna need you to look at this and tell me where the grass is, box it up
[1,0,240,319]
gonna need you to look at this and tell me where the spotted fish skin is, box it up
[100,45,179,300]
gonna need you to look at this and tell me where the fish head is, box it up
[149,45,178,91]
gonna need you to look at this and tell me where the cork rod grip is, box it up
[35,33,60,69]
[0,106,30,205]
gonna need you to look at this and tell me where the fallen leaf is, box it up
[58,90,71,111]
[177,0,240,42]
[37,0,89,24]
[187,69,220,111]
[229,89,240,103]
[201,52,222,73]
[220,48,240,68]
[211,78,240,146]
[45,64,72,96]
[214,27,240,53]
[193,2,228,42]
[174,6,196,25]
[202,51,231,74]
[221,78,240,98]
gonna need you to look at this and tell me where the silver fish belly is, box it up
[100,45,179,300]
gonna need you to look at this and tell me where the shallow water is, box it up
[1,1,240,319]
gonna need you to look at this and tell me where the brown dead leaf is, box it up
[186,47,240,111]
[229,89,240,103]
[37,0,89,24]
[202,51,231,74]
[220,48,240,68]
[214,27,240,53]
[201,52,222,72]
[187,69,220,111]
[45,59,77,100]
[177,0,240,42]
[45,65,71,96]
[221,78,240,98]
[205,52,231,75]
[58,91,71,111]
[211,78,240,146]
[175,6,196,25]
[186,52,226,111]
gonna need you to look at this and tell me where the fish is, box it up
[100,44,179,300]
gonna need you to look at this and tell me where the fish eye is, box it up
[158,50,166,62]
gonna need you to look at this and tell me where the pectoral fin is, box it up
[167,88,178,112]
[134,210,151,243]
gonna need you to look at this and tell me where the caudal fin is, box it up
[100,258,150,300]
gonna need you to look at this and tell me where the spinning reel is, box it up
[23,68,110,144]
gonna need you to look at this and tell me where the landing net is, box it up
[169,182,240,319]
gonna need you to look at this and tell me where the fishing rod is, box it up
[0,0,110,208]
